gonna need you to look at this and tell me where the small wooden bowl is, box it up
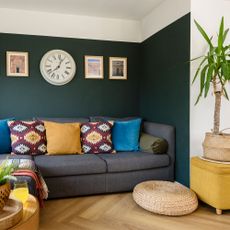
[0,199,23,230]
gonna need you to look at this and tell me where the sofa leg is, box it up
[216,209,222,215]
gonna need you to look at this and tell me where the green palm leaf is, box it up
[194,20,213,48]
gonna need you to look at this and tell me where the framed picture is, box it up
[109,57,127,80]
[6,51,29,77]
[84,55,103,79]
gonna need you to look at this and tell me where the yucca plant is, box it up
[193,17,230,135]
[0,159,17,185]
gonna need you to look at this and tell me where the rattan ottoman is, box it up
[133,181,198,216]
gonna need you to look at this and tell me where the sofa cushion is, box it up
[44,121,82,155]
[90,116,141,122]
[112,119,142,151]
[0,118,14,154]
[34,154,107,177]
[81,122,114,154]
[140,132,168,154]
[98,152,169,173]
[8,120,47,156]
[36,117,89,123]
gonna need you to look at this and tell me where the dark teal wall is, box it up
[0,15,190,185]
[0,34,140,119]
[140,14,190,186]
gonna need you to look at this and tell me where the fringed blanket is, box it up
[6,158,48,207]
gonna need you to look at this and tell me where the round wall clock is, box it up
[40,49,76,86]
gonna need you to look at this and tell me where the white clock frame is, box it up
[40,49,76,86]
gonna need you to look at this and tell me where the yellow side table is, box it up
[191,157,230,215]
[9,194,39,230]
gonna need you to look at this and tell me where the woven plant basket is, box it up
[0,183,11,211]
[203,132,230,162]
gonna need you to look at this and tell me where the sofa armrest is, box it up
[142,121,175,165]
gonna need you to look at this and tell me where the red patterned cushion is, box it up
[81,122,114,154]
[8,120,47,155]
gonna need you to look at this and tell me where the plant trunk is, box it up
[213,91,221,134]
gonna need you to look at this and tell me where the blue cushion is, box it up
[112,118,142,151]
[0,118,13,154]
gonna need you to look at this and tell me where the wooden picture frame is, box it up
[109,57,127,80]
[84,55,103,79]
[6,51,29,77]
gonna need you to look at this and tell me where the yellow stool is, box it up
[191,157,230,215]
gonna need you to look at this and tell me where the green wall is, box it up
[0,34,140,119]
[140,14,190,186]
[0,15,190,185]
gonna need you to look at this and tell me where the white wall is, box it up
[0,8,141,43]
[190,0,230,156]
[141,0,190,41]
[0,1,192,43]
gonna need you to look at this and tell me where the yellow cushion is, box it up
[191,157,230,210]
[44,121,82,155]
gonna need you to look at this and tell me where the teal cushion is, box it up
[112,118,142,151]
[0,118,13,154]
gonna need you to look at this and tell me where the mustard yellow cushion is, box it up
[44,121,82,155]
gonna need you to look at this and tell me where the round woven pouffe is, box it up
[133,181,198,216]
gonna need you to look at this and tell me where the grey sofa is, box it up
[1,120,175,199]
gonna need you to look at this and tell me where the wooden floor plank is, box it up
[40,193,230,230]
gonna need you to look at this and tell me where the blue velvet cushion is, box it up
[0,118,13,154]
[112,118,142,151]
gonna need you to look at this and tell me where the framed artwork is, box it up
[109,57,127,80]
[6,51,29,77]
[84,55,103,79]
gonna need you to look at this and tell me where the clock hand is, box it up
[49,65,60,74]
[50,65,60,74]
[50,57,65,74]
[59,57,65,67]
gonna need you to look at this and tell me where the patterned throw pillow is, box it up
[81,122,114,154]
[8,120,47,155]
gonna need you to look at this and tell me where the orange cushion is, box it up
[44,121,82,155]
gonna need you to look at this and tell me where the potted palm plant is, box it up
[0,159,16,210]
[193,17,230,161]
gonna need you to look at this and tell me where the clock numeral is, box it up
[65,61,70,64]
[56,74,59,80]
[58,54,62,60]
[45,65,51,68]
[62,74,65,79]
[47,69,52,74]
[53,55,56,60]
[66,66,71,70]
[47,58,53,63]
[50,73,55,78]
[65,71,70,75]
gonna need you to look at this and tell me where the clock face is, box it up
[40,49,76,85]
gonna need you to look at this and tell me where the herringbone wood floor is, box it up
[40,193,230,230]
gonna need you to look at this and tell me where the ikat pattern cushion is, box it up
[8,120,47,155]
[81,122,114,154]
